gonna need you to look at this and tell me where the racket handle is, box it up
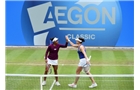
[88,56,91,61]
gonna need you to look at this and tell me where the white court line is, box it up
[6,74,134,77]
[5,46,134,49]
[49,80,55,90]
[40,76,43,90]
[6,63,134,66]
[7,79,133,82]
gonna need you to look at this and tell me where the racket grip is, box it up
[87,56,91,61]
[89,56,91,60]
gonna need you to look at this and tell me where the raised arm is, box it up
[65,36,78,48]
[60,41,68,48]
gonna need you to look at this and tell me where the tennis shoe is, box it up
[55,81,61,86]
[68,83,77,88]
[89,83,97,88]
[42,81,46,86]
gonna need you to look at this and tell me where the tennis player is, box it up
[42,37,68,86]
[65,36,97,88]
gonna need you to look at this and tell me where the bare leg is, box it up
[86,72,96,84]
[74,66,83,85]
[52,65,58,81]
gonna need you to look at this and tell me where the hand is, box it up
[65,35,69,41]
[86,60,91,65]
[65,37,68,42]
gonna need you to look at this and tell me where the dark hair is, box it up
[79,37,85,42]
[50,37,55,41]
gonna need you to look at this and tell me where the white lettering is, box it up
[55,6,67,24]
[68,34,95,40]
[55,6,116,24]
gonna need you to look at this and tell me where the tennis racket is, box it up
[82,56,91,73]
[48,67,52,74]
[46,63,52,74]
[45,56,52,74]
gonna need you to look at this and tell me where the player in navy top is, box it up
[42,37,68,86]
[65,36,97,88]
[77,44,86,59]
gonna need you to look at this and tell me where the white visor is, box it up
[75,38,82,42]
[52,37,58,42]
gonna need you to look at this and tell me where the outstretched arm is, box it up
[65,36,78,48]
[59,41,68,48]
[59,37,69,48]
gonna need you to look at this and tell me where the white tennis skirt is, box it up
[47,58,58,65]
[78,58,87,67]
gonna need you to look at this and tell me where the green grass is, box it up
[5,47,134,90]
[6,77,133,90]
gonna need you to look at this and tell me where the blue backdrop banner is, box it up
[6,0,134,47]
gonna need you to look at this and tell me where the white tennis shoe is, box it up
[55,81,61,86]
[68,83,77,88]
[42,81,46,86]
[89,83,97,88]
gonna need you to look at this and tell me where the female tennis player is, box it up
[42,37,68,86]
[65,36,97,88]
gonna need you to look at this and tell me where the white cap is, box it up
[52,37,58,42]
[75,38,82,42]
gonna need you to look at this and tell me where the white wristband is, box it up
[68,39,71,42]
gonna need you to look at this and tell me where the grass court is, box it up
[6,47,134,90]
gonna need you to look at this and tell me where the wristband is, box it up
[68,39,71,42]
